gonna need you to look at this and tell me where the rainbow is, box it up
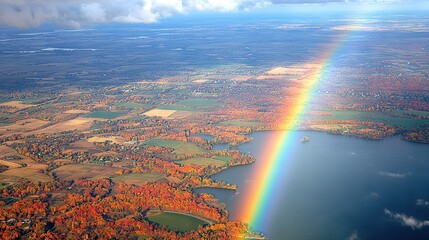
[238,29,354,231]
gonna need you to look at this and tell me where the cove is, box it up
[195,130,429,239]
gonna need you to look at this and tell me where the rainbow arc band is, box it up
[237,29,351,229]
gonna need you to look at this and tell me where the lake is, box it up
[195,131,429,239]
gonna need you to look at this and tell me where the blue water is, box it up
[196,131,429,239]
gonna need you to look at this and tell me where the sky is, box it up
[0,0,428,28]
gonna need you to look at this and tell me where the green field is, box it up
[20,98,40,104]
[128,115,146,121]
[0,99,12,104]
[143,139,206,154]
[85,111,127,119]
[113,173,164,185]
[180,155,233,166]
[219,120,264,127]
[0,113,16,118]
[157,105,197,112]
[0,98,39,104]
[147,212,210,232]
[321,110,429,129]
[178,99,218,107]
[214,156,233,161]
[180,157,225,167]
[118,102,152,110]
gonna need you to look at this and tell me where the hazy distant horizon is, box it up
[0,0,428,29]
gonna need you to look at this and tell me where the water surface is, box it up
[196,131,429,239]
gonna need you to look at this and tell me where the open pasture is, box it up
[143,139,206,154]
[85,111,127,119]
[113,173,165,186]
[143,109,177,119]
[53,164,120,180]
[146,211,210,232]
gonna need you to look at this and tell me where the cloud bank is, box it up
[0,0,424,28]
[385,209,429,230]
[378,171,412,178]
[0,0,272,28]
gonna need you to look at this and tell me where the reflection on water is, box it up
[195,131,429,239]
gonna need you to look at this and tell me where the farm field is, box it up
[180,158,225,167]
[0,167,52,182]
[146,211,210,232]
[118,102,153,110]
[143,109,177,119]
[177,99,218,109]
[320,111,429,129]
[85,111,127,119]
[113,173,165,185]
[143,139,207,154]
[180,156,233,167]
[53,164,120,180]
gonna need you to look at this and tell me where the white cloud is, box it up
[0,0,270,28]
[346,231,359,240]
[417,199,429,206]
[81,3,106,23]
[378,171,412,178]
[384,209,429,230]
[367,192,380,199]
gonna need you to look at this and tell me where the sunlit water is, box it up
[195,131,429,239]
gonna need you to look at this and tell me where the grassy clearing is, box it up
[214,156,233,162]
[143,139,182,149]
[143,139,206,154]
[177,99,218,108]
[128,115,146,121]
[219,120,264,127]
[118,102,152,110]
[0,160,22,168]
[20,98,40,104]
[0,113,15,118]
[180,156,232,166]
[321,110,429,129]
[0,99,12,104]
[53,164,119,180]
[87,136,125,144]
[85,111,127,119]
[113,173,164,185]
[157,105,196,112]
[144,109,177,119]
[0,98,38,104]
[147,212,209,232]
[0,168,51,182]
[180,158,226,167]
[0,113,15,126]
